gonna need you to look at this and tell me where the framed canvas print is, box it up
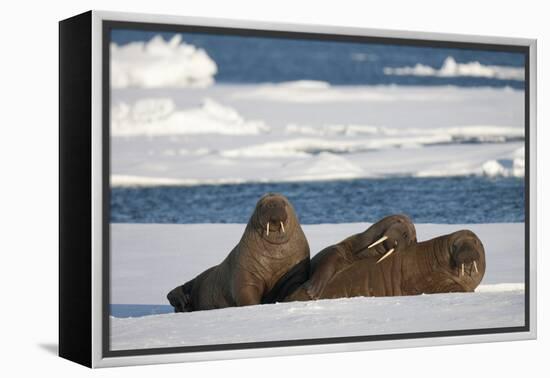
[59,10,537,368]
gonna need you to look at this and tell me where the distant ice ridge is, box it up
[231,79,523,104]
[231,80,396,103]
[222,124,524,158]
[285,123,524,143]
[384,56,524,81]
[220,137,444,158]
[221,138,365,158]
[111,35,217,88]
[111,97,269,136]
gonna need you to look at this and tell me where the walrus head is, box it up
[252,193,297,245]
[449,230,486,278]
[354,214,417,263]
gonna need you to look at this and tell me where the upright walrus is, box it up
[167,193,310,312]
[286,226,486,301]
[290,214,417,300]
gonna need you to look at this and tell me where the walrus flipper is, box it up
[302,246,350,299]
[167,279,194,313]
[262,258,310,304]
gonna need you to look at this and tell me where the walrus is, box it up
[286,226,486,301]
[288,214,417,300]
[167,193,310,312]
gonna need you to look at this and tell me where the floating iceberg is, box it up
[111,35,218,88]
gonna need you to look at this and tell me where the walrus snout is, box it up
[450,231,485,277]
[259,196,289,235]
[265,202,288,223]
[356,214,417,263]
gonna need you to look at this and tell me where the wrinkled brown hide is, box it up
[287,228,485,301]
[167,193,310,312]
[286,214,416,300]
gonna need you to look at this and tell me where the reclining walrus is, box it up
[167,193,310,312]
[285,214,416,300]
[286,216,485,301]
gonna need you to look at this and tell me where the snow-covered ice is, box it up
[110,222,525,350]
[111,289,524,350]
[110,84,524,185]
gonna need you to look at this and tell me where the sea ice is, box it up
[384,56,524,81]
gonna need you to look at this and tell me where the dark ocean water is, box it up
[111,176,524,225]
[110,29,525,89]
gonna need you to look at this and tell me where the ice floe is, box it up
[111,35,218,88]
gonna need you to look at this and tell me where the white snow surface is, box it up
[384,56,525,81]
[110,222,525,350]
[111,290,524,350]
[111,84,525,185]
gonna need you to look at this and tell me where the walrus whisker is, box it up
[368,235,388,249]
[267,222,270,236]
[473,261,478,273]
[280,221,285,233]
[376,248,395,264]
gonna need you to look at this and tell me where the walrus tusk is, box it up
[376,248,395,264]
[473,261,478,273]
[368,235,388,249]
[267,222,270,236]
[280,221,285,233]
[461,263,465,276]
